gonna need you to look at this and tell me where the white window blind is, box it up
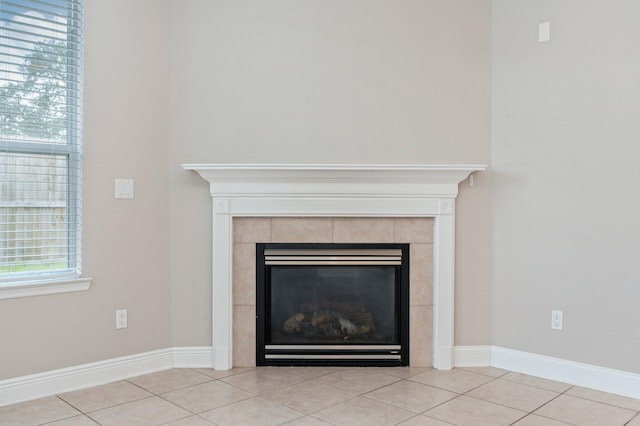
[0,0,83,282]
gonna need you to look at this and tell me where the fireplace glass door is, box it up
[256,243,409,366]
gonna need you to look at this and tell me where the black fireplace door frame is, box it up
[255,242,410,366]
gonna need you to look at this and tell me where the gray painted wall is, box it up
[492,0,640,373]
[167,0,493,349]
[0,0,173,379]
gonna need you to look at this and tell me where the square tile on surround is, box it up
[410,244,433,306]
[410,305,433,367]
[232,243,256,306]
[232,217,434,367]
[271,217,333,243]
[233,305,256,367]
[332,218,395,243]
[234,217,271,243]
[394,218,434,243]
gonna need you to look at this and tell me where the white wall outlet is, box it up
[551,310,563,331]
[116,309,128,329]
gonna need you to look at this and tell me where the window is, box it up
[0,0,83,285]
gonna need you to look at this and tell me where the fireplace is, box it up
[183,163,486,370]
[256,243,409,366]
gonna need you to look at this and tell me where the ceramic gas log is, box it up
[282,302,376,339]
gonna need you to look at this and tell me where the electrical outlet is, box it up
[116,309,128,329]
[551,310,563,331]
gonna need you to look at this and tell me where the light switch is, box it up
[539,22,551,42]
[115,179,134,199]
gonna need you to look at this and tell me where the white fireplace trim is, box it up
[183,163,486,370]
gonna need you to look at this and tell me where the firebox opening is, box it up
[256,243,409,366]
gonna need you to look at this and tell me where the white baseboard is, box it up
[453,345,492,367]
[0,347,213,408]
[4,345,640,407]
[173,346,214,368]
[491,346,640,400]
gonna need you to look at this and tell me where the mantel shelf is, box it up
[183,163,486,185]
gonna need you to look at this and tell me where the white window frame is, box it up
[0,0,91,298]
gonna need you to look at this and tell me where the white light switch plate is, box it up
[115,179,134,199]
[539,22,551,42]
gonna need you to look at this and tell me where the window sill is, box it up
[0,277,93,300]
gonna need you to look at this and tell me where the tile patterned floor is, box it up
[2,367,640,425]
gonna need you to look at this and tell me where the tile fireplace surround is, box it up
[184,164,486,371]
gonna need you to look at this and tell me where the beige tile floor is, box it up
[2,367,640,425]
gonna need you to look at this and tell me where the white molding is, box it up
[0,349,174,407]
[454,346,492,367]
[4,346,640,408]
[0,347,216,408]
[0,277,92,300]
[492,346,640,400]
[184,164,486,371]
[173,347,214,368]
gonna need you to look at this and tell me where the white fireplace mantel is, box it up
[184,163,486,370]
